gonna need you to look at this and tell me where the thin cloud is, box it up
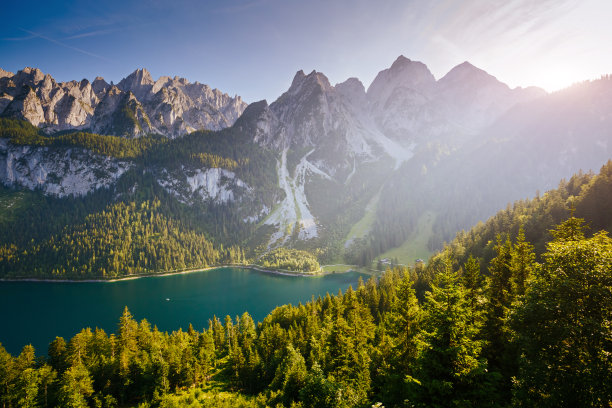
[19,28,109,61]
[2,34,37,41]
[63,28,119,40]
[213,0,272,14]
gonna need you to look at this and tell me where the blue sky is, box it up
[1,0,610,103]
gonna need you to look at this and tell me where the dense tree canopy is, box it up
[0,199,245,279]
[2,216,609,407]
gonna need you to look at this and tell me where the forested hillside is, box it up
[0,199,246,279]
[432,160,612,269]
[352,77,612,266]
[1,208,610,407]
[3,66,612,275]
[0,117,284,279]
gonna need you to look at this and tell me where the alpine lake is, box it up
[0,267,369,355]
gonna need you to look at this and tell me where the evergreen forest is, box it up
[1,173,611,406]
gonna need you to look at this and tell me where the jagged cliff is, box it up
[0,67,247,138]
[0,138,131,197]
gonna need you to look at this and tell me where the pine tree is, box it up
[511,226,535,297]
[462,255,483,325]
[483,234,515,390]
[271,345,308,405]
[36,365,56,408]
[407,263,489,407]
[0,344,17,408]
[57,363,93,408]
[379,268,420,404]
[16,368,39,408]
[512,223,612,407]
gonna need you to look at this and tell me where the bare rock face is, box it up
[367,55,436,107]
[436,61,546,134]
[156,166,252,205]
[92,77,110,96]
[3,86,46,126]
[0,69,14,79]
[143,72,246,137]
[0,139,131,197]
[92,89,153,137]
[365,57,545,146]
[0,67,247,138]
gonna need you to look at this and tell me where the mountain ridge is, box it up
[1,56,610,268]
[0,66,247,137]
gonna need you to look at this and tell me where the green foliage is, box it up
[58,363,93,408]
[0,117,164,158]
[407,263,491,407]
[462,255,484,325]
[434,161,612,270]
[512,224,612,407]
[0,117,282,274]
[190,152,245,171]
[142,127,278,202]
[258,248,321,272]
[156,388,262,407]
[0,199,245,279]
[271,345,308,405]
[1,165,611,408]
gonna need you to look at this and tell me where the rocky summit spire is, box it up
[367,56,436,104]
[117,68,155,99]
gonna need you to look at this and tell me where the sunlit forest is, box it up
[1,207,610,406]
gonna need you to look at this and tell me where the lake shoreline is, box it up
[0,264,351,283]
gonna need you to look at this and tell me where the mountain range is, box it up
[0,66,246,137]
[0,56,611,270]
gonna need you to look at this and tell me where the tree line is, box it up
[0,118,165,159]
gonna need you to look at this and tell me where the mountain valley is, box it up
[0,57,611,276]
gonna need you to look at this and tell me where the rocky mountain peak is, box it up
[434,61,547,136]
[336,77,366,106]
[117,68,154,99]
[367,56,436,106]
[12,67,46,87]
[0,67,246,137]
[128,68,154,85]
[439,61,506,90]
[291,70,306,88]
[153,76,172,93]
[287,70,332,96]
[389,55,412,69]
[92,77,109,95]
[233,100,269,131]
[0,68,13,79]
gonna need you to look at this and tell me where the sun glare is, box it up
[531,65,583,92]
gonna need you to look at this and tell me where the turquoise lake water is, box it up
[0,267,368,355]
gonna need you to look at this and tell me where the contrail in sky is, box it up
[19,28,109,61]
